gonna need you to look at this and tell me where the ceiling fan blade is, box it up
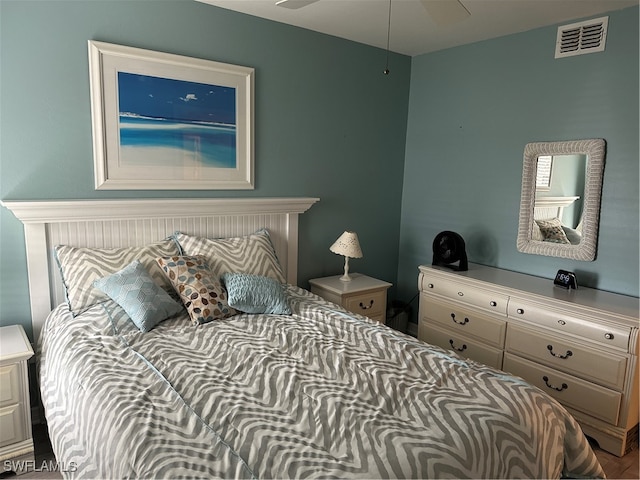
[275,0,320,9]
[420,0,471,26]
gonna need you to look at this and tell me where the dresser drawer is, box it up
[506,323,627,391]
[344,290,386,318]
[508,298,630,351]
[0,404,27,448]
[419,323,504,369]
[420,295,506,348]
[503,353,621,425]
[420,273,508,315]
[0,364,22,409]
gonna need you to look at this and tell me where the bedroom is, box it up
[0,0,638,478]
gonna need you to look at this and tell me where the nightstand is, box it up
[0,325,35,475]
[309,273,392,323]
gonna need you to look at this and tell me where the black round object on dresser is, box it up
[432,231,468,271]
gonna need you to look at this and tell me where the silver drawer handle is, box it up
[359,300,374,310]
[604,333,614,340]
[542,376,568,392]
[547,344,573,359]
[457,291,464,297]
[427,283,434,288]
[489,301,497,307]
[449,339,467,352]
[516,308,525,315]
[450,313,469,325]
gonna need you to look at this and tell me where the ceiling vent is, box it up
[555,16,608,59]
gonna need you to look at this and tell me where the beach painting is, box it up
[118,72,237,170]
[89,41,254,190]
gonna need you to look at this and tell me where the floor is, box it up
[590,438,640,479]
[3,423,638,479]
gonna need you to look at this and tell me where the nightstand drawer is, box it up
[503,353,621,425]
[420,295,506,348]
[309,274,392,324]
[344,290,386,317]
[506,323,627,391]
[419,323,504,369]
[0,364,21,409]
[0,325,35,467]
[0,404,27,448]
[420,273,508,314]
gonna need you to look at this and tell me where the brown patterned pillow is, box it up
[156,256,236,325]
[535,218,571,244]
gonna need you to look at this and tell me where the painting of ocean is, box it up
[118,72,237,168]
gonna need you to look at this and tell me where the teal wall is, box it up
[0,0,411,339]
[2,1,638,340]
[397,6,639,306]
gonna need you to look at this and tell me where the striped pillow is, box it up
[173,229,286,284]
[55,239,180,315]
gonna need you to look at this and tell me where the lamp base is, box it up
[340,256,352,282]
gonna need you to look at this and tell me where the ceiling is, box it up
[196,0,638,56]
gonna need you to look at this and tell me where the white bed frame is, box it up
[2,197,319,341]
[533,195,580,222]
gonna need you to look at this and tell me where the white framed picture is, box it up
[88,41,254,190]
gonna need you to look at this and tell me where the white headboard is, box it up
[533,195,580,221]
[2,197,318,341]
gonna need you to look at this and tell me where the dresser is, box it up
[0,325,35,474]
[309,273,392,323]
[418,263,639,457]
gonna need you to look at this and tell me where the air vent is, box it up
[555,16,608,59]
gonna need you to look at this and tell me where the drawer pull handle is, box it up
[449,339,467,352]
[516,308,525,315]
[450,313,469,325]
[547,345,573,359]
[542,376,568,392]
[490,301,497,307]
[604,333,614,340]
[359,300,374,310]
[427,283,434,288]
[457,291,464,297]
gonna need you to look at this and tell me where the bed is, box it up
[532,196,582,245]
[3,198,605,479]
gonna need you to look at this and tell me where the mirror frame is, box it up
[516,138,605,261]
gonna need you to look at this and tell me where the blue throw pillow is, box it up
[222,272,291,315]
[94,260,184,332]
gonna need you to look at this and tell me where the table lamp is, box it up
[330,231,363,282]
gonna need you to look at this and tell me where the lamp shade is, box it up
[330,231,363,259]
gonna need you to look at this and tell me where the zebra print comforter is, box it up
[39,286,604,479]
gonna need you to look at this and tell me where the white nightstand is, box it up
[309,273,392,323]
[0,325,35,475]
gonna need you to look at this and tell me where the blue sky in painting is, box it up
[118,72,236,125]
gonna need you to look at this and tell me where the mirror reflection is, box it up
[533,154,586,245]
[517,139,605,261]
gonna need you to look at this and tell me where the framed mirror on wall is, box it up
[516,138,606,261]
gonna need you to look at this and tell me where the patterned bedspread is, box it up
[39,286,604,479]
